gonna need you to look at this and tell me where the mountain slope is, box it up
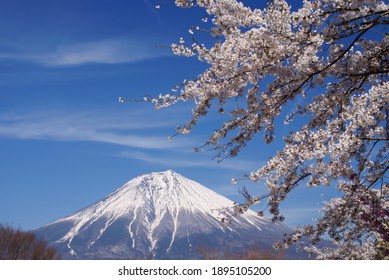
[34,170,297,259]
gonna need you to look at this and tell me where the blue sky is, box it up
[0,0,327,230]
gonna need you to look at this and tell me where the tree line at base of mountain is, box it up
[0,224,60,260]
[0,222,292,260]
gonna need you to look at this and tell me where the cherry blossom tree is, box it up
[122,0,388,259]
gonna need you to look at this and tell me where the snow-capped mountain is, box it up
[34,170,297,259]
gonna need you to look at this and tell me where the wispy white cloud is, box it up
[0,37,167,67]
[117,150,260,171]
[142,0,162,23]
[212,185,244,198]
[280,207,322,227]
[0,107,263,170]
[0,109,191,149]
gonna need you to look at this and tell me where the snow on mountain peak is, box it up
[35,170,294,259]
[112,169,234,214]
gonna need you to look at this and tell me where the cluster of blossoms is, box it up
[125,0,389,259]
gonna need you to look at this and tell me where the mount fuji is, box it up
[34,170,299,259]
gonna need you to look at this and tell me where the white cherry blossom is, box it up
[125,0,389,259]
